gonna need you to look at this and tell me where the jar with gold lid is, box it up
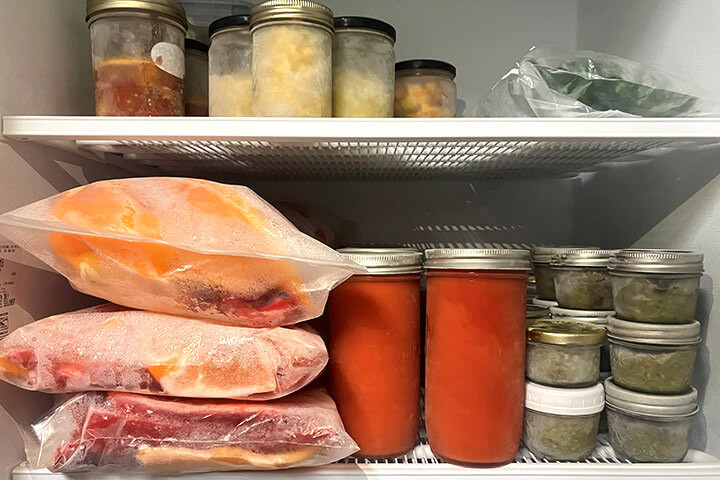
[250,0,334,117]
[86,0,188,116]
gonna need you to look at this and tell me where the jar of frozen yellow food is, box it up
[394,60,457,117]
[208,15,252,117]
[250,0,334,117]
[332,17,396,117]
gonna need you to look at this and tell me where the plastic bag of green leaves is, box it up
[475,44,720,117]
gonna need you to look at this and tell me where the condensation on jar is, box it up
[86,0,188,116]
[208,15,252,117]
[394,60,457,117]
[184,38,208,116]
[424,248,531,466]
[332,17,396,117]
[250,0,334,117]
[327,248,422,458]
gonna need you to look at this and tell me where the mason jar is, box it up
[523,381,604,461]
[607,316,701,394]
[184,38,208,116]
[250,0,333,117]
[332,17,396,117]
[609,249,703,324]
[605,377,698,462]
[526,318,606,388]
[208,15,252,117]
[552,248,615,310]
[532,246,585,301]
[394,60,457,117]
[86,0,188,116]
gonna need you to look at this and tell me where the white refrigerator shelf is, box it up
[3,116,720,180]
[12,436,720,479]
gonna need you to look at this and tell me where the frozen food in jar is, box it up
[526,319,605,387]
[209,15,253,116]
[0,178,364,327]
[550,306,613,371]
[609,249,703,324]
[333,17,396,117]
[551,248,615,310]
[394,60,457,117]
[86,0,188,116]
[605,377,697,463]
[0,304,327,399]
[26,389,359,473]
[523,381,604,461]
[250,1,334,117]
[607,316,700,394]
[532,246,585,301]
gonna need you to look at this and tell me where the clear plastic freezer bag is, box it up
[0,178,364,327]
[25,389,359,473]
[0,304,327,399]
[476,44,720,117]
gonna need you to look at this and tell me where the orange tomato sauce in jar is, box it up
[327,248,422,458]
[424,249,531,466]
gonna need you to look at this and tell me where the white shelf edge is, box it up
[4,116,720,141]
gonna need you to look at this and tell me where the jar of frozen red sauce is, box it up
[327,248,422,458]
[424,248,531,466]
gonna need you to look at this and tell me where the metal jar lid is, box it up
[607,316,701,346]
[86,0,188,29]
[609,249,704,274]
[533,246,588,264]
[338,248,422,275]
[528,318,606,346]
[334,16,396,43]
[604,377,698,418]
[550,306,614,325]
[423,249,531,271]
[209,14,250,38]
[551,248,616,268]
[250,0,334,33]
[395,59,457,78]
[527,305,551,319]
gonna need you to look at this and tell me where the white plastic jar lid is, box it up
[525,381,605,416]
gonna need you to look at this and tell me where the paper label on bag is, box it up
[0,244,18,340]
[151,42,185,79]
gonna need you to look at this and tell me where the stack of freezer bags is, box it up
[0,178,362,472]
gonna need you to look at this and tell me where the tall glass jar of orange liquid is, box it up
[424,249,531,466]
[327,248,422,458]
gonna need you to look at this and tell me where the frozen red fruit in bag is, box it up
[0,305,327,400]
[0,178,364,327]
[29,389,358,473]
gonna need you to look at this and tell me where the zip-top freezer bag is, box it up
[0,178,364,327]
[25,389,359,473]
[0,304,327,400]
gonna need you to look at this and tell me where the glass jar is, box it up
[550,306,614,372]
[327,248,422,458]
[424,249,531,466]
[609,249,704,324]
[526,305,551,327]
[332,17,395,117]
[184,38,208,116]
[208,15,252,117]
[523,381,604,461]
[605,378,698,462]
[551,248,615,310]
[607,316,700,394]
[250,0,333,117]
[394,60,457,117]
[526,319,606,387]
[532,246,584,301]
[86,0,188,116]
[598,371,611,433]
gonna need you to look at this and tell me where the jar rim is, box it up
[609,249,704,274]
[607,316,701,345]
[250,0,334,33]
[528,318,607,346]
[209,14,250,38]
[396,59,456,78]
[604,378,698,416]
[338,247,423,274]
[334,16,396,43]
[86,0,188,30]
[424,248,531,271]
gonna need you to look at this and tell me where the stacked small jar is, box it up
[522,247,615,461]
[605,249,704,463]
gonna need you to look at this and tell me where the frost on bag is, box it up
[26,389,359,473]
[476,45,720,117]
[0,304,327,400]
[0,178,364,327]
